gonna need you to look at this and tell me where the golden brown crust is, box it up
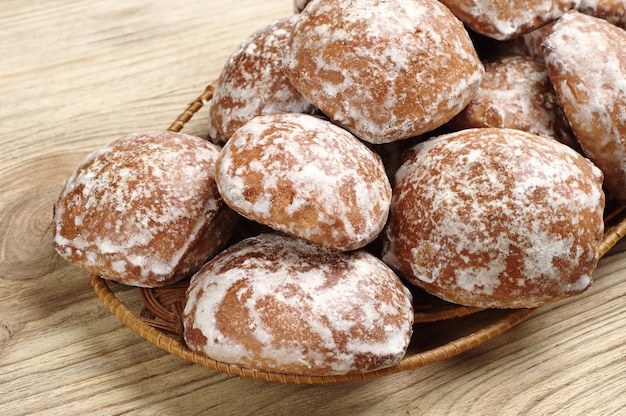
[53,131,236,287]
[543,11,626,202]
[183,233,414,375]
[382,128,605,309]
[283,0,484,144]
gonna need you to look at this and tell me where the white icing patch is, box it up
[455,262,507,296]
[110,260,126,274]
[566,274,592,292]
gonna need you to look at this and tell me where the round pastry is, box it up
[215,112,391,252]
[382,128,605,309]
[578,0,626,28]
[542,10,626,202]
[282,0,484,144]
[447,54,578,149]
[208,15,315,145]
[438,0,578,40]
[53,131,237,288]
[183,233,414,376]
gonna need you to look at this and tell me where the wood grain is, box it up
[0,1,625,415]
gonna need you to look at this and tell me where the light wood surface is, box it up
[1,1,625,415]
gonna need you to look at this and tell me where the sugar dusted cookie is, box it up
[183,233,414,375]
[383,128,604,309]
[448,54,577,148]
[283,0,484,144]
[543,10,626,202]
[215,113,391,251]
[53,131,236,287]
[208,15,314,144]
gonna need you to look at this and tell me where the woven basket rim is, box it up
[89,84,626,384]
[90,274,538,384]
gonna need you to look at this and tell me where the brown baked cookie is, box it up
[283,0,484,144]
[183,233,414,375]
[208,15,314,145]
[382,128,604,309]
[542,11,626,202]
[578,0,626,28]
[447,54,578,149]
[215,112,391,252]
[53,131,237,287]
[439,0,578,40]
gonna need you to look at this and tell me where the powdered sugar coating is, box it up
[382,128,604,309]
[53,131,233,287]
[283,0,484,144]
[448,55,578,148]
[577,0,626,28]
[183,233,414,375]
[543,11,626,202]
[208,15,314,145]
[215,113,391,251]
[439,0,580,40]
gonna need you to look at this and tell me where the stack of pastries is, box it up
[53,0,626,376]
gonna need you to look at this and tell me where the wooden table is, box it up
[1,1,624,414]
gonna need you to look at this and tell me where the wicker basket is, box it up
[90,84,626,384]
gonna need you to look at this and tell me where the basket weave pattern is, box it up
[90,85,626,384]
